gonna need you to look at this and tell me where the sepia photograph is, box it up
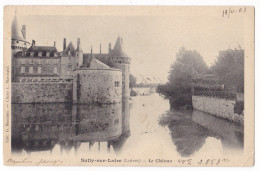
[3,6,254,166]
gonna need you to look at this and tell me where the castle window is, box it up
[37,66,41,74]
[46,52,50,57]
[21,66,25,74]
[115,81,120,87]
[54,66,58,74]
[29,66,33,74]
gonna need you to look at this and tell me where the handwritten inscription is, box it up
[7,158,63,166]
[222,7,247,18]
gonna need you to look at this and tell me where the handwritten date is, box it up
[222,7,246,18]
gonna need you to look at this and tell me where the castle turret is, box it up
[11,12,30,54]
[109,36,131,98]
[11,11,30,82]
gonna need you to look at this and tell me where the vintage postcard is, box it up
[3,6,254,166]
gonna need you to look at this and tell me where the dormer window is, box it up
[54,52,58,57]
[38,52,43,57]
[46,52,50,57]
[68,51,71,55]
[30,52,34,57]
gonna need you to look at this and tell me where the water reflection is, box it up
[12,100,130,155]
[12,94,244,157]
[159,109,244,157]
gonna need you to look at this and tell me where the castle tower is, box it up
[75,38,83,68]
[11,11,30,82]
[109,36,131,98]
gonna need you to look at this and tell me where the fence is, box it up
[193,90,236,100]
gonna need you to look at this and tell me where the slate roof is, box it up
[61,42,76,56]
[111,36,129,58]
[11,14,25,41]
[89,57,110,69]
[14,45,58,57]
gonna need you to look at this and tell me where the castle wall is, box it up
[192,96,244,124]
[73,68,122,104]
[112,63,130,98]
[12,82,73,103]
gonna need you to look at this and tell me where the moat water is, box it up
[12,93,244,157]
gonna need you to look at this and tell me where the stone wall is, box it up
[73,68,122,104]
[192,96,244,124]
[12,82,73,103]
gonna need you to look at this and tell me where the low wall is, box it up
[12,82,73,103]
[132,87,151,96]
[192,96,244,124]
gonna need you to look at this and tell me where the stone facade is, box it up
[73,68,122,104]
[11,14,130,104]
[12,82,73,103]
[192,96,244,124]
[13,57,61,82]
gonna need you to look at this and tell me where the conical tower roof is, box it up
[11,13,25,41]
[112,36,129,58]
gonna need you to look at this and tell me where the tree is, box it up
[157,47,208,109]
[129,74,137,90]
[211,49,244,93]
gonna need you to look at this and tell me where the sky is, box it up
[16,14,244,83]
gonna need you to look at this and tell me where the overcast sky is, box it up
[17,14,244,83]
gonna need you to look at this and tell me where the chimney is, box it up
[109,43,111,53]
[100,43,101,54]
[22,25,26,39]
[22,48,25,56]
[91,45,93,56]
[32,40,35,46]
[63,38,66,50]
[54,41,56,47]
[77,38,80,50]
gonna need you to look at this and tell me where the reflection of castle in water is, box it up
[11,100,130,155]
[159,109,244,157]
